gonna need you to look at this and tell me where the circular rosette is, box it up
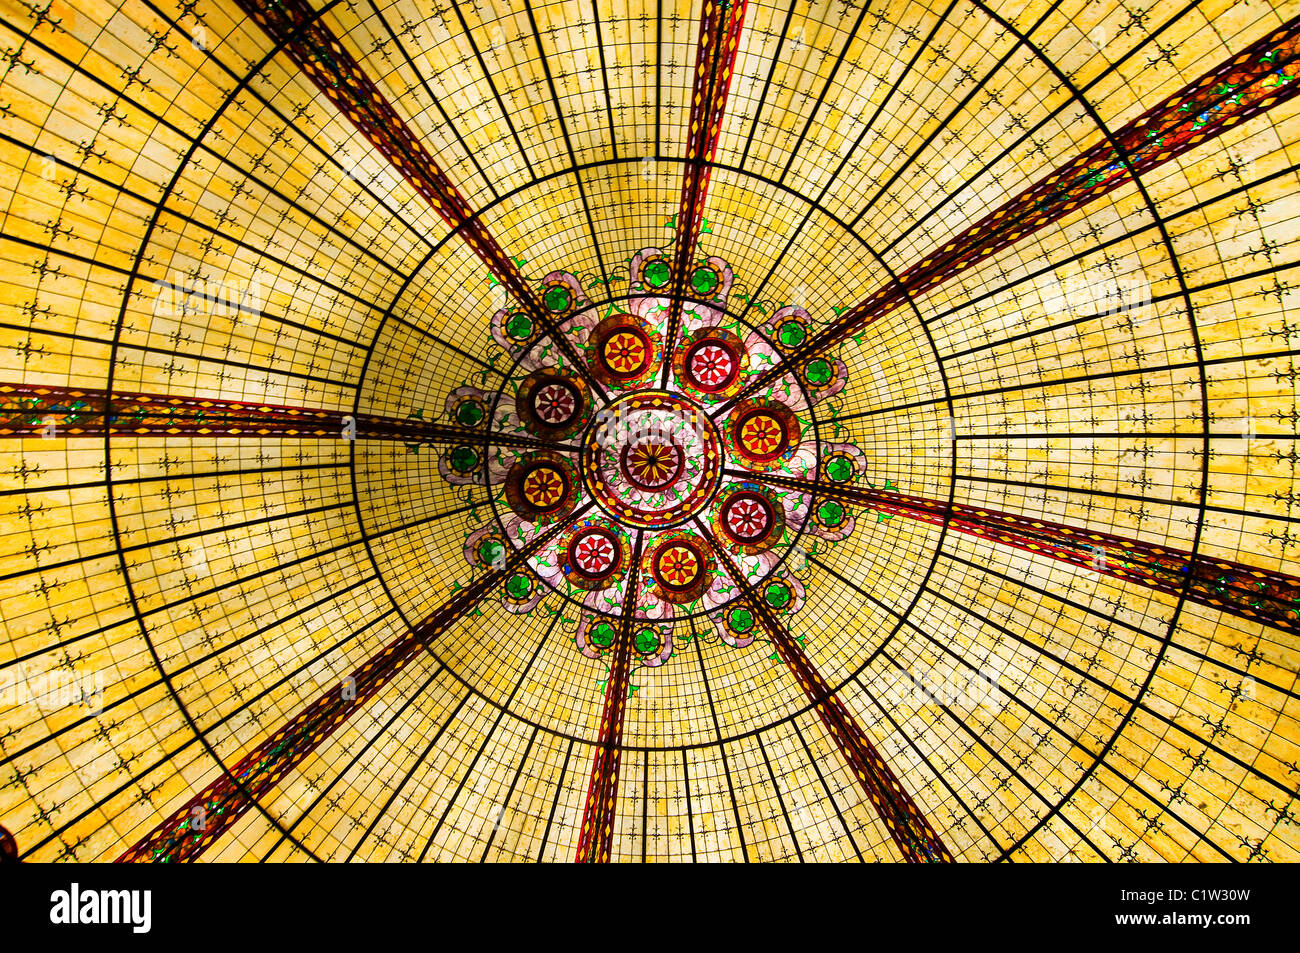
[577,616,617,658]
[756,574,805,616]
[587,314,660,388]
[820,441,866,484]
[622,439,684,490]
[685,260,725,302]
[581,391,722,529]
[538,272,583,319]
[796,354,847,405]
[502,569,543,613]
[439,441,487,486]
[465,526,510,571]
[720,603,760,648]
[491,306,543,357]
[713,484,785,554]
[673,327,748,400]
[515,367,590,440]
[559,519,630,590]
[810,497,855,541]
[446,386,490,429]
[504,452,578,524]
[633,251,673,296]
[726,399,802,471]
[631,619,673,666]
[646,531,713,605]
[768,306,813,354]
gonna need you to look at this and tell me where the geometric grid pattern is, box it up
[1,0,1298,863]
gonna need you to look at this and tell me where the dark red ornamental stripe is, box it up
[0,382,570,451]
[573,535,644,863]
[737,15,1300,399]
[575,2,748,856]
[701,529,953,862]
[117,513,580,862]
[758,472,1300,634]
[663,0,749,368]
[231,0,600,388]
[232,0,525,301]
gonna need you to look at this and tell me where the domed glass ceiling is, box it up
[0,0,1298,863]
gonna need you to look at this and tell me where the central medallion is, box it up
[442,246,858,670]
[581,391,722,529]
[622,439,683,489]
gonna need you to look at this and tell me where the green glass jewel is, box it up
[477,538,505,568]
[455,401,484,426]
[644,260,671,288]
[826,456,853,482]
[634,627,660,654]
[691,267,719,296]
[805,358,833,385]
[450,445,479,472]
[765,582,792,609]
[506,573,532,599]
[544,285,572,313]
[589,621,616,648]
[777,320,806,348]
[817,500,845,526]
[728,606,754,633]
[505,313,533,340]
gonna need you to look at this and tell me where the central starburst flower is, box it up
[582,391,722,528]
[624,440,679,486]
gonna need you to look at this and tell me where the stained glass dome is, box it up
[0,0,1298,864]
